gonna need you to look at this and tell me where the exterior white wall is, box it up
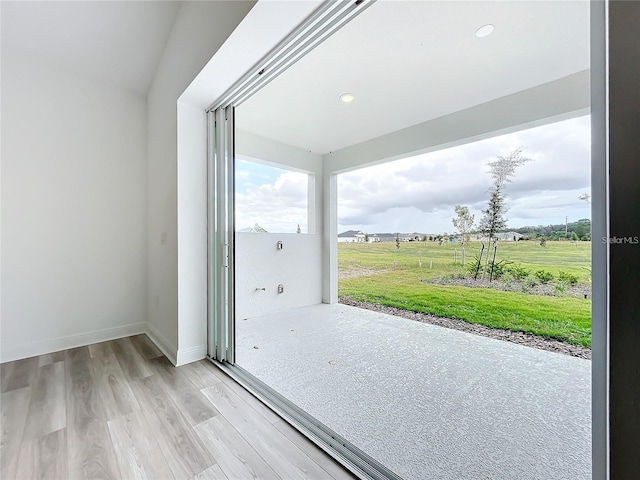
[234,130,324,320]
[1,53,147,362]
[235,233,322,320]
[322,173,338,304]
[146,1,255,365]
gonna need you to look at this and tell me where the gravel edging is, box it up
[339,298,591,360]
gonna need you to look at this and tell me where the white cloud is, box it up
[236,170,309,233]
[337,116,591,233]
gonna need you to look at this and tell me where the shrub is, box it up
[488,259,512,279]
[506,264,531,280]
[554,280,569,296]
[534,269,554,284]
[558,271,579,285]
[467,256,482,276]
[466,258,511,280]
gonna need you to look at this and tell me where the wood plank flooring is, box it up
[0,334,356,480]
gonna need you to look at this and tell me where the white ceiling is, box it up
[236,0,590,155]
[1,1,182,96]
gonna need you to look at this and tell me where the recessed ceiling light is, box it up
[339,93,355,103]
[475,24,494,38]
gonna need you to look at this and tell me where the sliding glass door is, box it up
[207,106,235,363]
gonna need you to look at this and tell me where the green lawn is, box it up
[338,240,592,346]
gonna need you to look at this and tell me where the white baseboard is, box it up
[0,322,146,363]
[176,343,206,366]
[0,321,199,368]
[144,323,178,365]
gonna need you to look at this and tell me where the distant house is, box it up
[496,231,524,241]
[337,230,362,243]
[238,225,269,233]
[474,231,524,242]
[375,233,397,242]
[339,232,428,243]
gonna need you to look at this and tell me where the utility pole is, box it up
[565,215,568,239]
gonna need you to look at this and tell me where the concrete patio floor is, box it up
[236,303,591,480]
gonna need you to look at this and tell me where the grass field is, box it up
[338,240,592,346]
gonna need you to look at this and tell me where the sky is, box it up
[236,115,591,235]
[235,160,310,233]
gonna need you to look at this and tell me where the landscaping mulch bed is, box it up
[425,276,591,299]
[339,297,591,360]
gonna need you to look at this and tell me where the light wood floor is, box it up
[0,335,356,480]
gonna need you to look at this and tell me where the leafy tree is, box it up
[478,148,532,278]
[487,147,533,190]
[364,233,369,242]
[452,205,475,265]
[478,188,507,245]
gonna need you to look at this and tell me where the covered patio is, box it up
[236,303,591,480]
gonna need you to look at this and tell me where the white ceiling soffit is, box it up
[1,1,182,96]
[236,0,590,155]
[180,0,323,110]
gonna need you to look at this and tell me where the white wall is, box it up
[1,53,147,362]
[235,233,322,320]
[146,1,255,364]
[176,102,207,365]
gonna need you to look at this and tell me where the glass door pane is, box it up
[208,106,235,363]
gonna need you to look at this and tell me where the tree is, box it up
[478,188,507,245]
[364,233,369,243]
[395,234,400,249]
[487,147,533,190]
[452,205,475,265]
[477,148,532,278]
